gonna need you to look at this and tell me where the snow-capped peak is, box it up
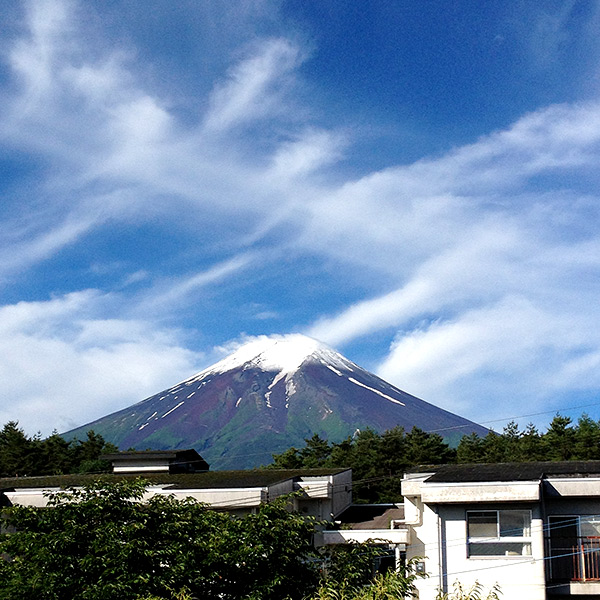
[205,334,354,378]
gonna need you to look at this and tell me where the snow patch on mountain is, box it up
[325,363,343,376]
[286,380,297,397]
[348,377,406,405]
[161,401,184,418]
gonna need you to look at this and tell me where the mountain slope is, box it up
[64,334,488,469]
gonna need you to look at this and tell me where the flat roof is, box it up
[424,461,600,483]
[103,449,202,461]
[0,468,350,491]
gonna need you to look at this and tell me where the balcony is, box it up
[314,527,410,547]
[547,536,600,595]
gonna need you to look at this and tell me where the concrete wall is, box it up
[315,528,409,547]
[154,487,268,509]
[266,478,295,501]
[5,489,56,507]
[404,494,547,600]
[545,497,600,516]
[4,474,350,519]
[330,470,352,518]
[112,459,170,473]
[293,471,352,521]
[420,481,540,503]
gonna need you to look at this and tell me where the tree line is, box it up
[0,421,117,478]
[3,413,600,495]
[267,414,600,502]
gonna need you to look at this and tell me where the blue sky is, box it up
[2,0,600,437]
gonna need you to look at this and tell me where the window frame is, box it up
[466,509,533,558]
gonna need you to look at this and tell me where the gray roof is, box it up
[0,468,350,491]
[425,461,600,483]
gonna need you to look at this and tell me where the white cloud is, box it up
[0,291,204,436]
[0,213,99,276]
[301,100,600,424]
[376,295,600,421]
[203,38,302,132]
[268,128,346,180]
[526,2,576,70]
[135,253,257,315]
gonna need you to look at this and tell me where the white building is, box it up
[401,461,600,600]
[0,450,352,521]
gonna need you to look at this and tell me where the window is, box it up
[467,510,532,557]
[579,516,600,537]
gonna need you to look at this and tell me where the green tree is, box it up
[70,430,117,473]
[300,434,333,468]
[456,432,487,464]
[36,431,73,475]
[0,421,35,477]
[519,423,544,461]
[543,415,576,461]
[269,445,304,469]
[481,431,508,463]
[404,427,456,465]
[498,421,523,462]
[0,479,324,600]
[573,414,600,460]
[268,426,457,503]
[327,437,355,469]
[344,429,385,503]
[321,543,389,591]
[0,422,117,477]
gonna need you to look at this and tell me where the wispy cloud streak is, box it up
[1,0,600,434]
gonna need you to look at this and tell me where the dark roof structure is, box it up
[336,503,404,530]
[0,468,350,491]
[103,449,210,473]
[425,461,600,483]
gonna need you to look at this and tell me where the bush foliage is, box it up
[0,479,423,600]
[0,479,321,600]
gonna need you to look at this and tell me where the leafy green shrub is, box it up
[436,580,501,600]
[310,557,425,600]
[0,479,320,600]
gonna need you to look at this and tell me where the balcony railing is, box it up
[547,536,600,583]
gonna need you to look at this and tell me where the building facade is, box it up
[401,462,600,600]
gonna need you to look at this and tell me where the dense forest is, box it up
[0,421,117,477]
[267,414,600,502]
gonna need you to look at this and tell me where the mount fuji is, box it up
[64,334,488,469]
